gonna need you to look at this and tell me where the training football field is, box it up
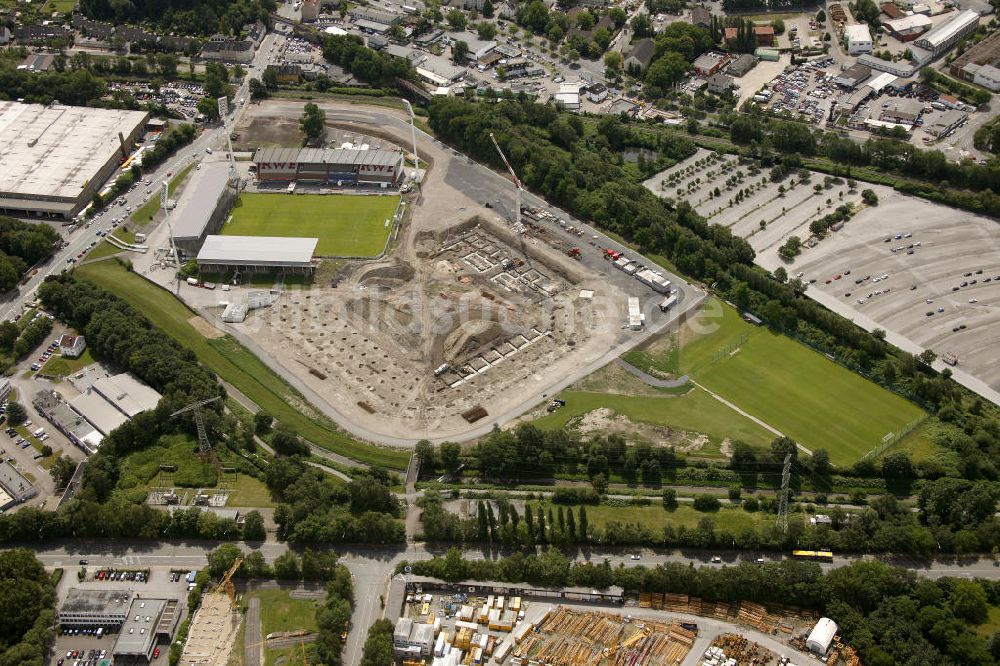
[681,299,927,465]
[224,193,399,257]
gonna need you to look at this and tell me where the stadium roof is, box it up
[171,163,234,241]
[0,102,148,203]
[197,235,319,267]
[253,146,401,167]
[918,9,979,49]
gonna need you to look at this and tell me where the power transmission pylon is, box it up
[776,453,792,532]
[171,396,223,457]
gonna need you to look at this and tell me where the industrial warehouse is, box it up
[250,147,404,187]
[0,102,149,219]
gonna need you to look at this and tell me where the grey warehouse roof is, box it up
[61,589,132,616]
[114,598,166,656]
[253,146,401,167]
[0,102,149,202]
[171,163,234,241]
[198,235,319,267]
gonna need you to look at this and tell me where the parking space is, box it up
[756,57,837,125]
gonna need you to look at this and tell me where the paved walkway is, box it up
[244,595,261,666]
[614,358,691,388]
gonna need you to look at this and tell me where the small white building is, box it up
[393,618,434,658]
[59,334,87,359]
[844,24,873,54]
[806,617,839,655]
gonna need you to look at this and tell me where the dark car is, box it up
[79,559,88,566]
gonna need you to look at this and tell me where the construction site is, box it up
[178,559,243,666]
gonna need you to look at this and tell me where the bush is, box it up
[728,486,742,502]
[861,189,878,205]
[552,487,601,504]
[662,488,678,510]
[693,494,721,512]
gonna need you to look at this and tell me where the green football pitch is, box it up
[224,193,399,257]
[681,299,926,465]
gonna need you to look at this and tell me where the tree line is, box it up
[427,97,1000,488]
[0,548,55,666]
[403,551,1000,666]
[0,216,60,293]
[80,0,275,37]
[320,35,417,89]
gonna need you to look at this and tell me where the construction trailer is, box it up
[628,297,644,330]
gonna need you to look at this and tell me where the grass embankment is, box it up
[225,193,398,257]
[536,501,763,533]
[76,261,409,470]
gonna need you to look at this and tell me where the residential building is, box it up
[844,23,873,54]
[59,334,87,359]
[624,38,655,73]
[707,71,734,94]
[200,35,255,63]
[587,82,608,102]
[348,6,401,25]
[690,6,711,29]
[753,25,775,46]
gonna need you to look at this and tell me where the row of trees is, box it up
[404,551,1000,665]
[0,216,60,293]
[80,0,274,36]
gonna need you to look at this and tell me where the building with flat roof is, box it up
[59,589,133,627]
[0,102,149,219]
[692,51,731,76]
[915,9,979,55]
[844,24,873,54]
[834,62,872,88]
[34,389,103,454]
[92,373,162,418]
[113,598,177,663]
[197,236,319,273]
[0,460,35,510]
[950,29,1000,87]
[251,147,403,187]
[170,163,238,257]
[71,391,128,436]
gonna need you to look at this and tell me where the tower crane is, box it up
[170,396,223,457]
[488,133,523,233]
[214,556,243,609]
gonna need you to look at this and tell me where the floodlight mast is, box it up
[400,99,420,183]
[489,132,522,230]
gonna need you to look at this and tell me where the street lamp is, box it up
[400,99,420,184]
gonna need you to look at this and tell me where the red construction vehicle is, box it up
[567,247,582,259]
[603,248,621,261]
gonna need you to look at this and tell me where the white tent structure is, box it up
[806,617,839,655]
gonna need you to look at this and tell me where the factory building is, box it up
[170,163,239,257]
[882,14,932,41]
[915,9,979,56]
[0,102,149,220]
[251,147,403,188]
[844,24,873,54]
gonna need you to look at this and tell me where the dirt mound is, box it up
[357,260,416,285]
[443,318,505,360]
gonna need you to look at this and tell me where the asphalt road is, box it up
[27,538,1000,665]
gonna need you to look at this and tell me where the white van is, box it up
[33,428,44,438]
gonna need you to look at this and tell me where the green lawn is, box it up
[251,589,320,666]
[75,261,409,470]
[537,501,762,533]
[680,300,927,465]
[976,605,1000,637]
[532,387,775,450]
[87,230,136,261]
[39,349,95,379]
[131,163,195,226]
[225,193,398,257]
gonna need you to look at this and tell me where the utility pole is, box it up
[400,99,420,184]
[776,453,792,533]
[488,132,523,232]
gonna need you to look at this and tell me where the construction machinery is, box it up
[170,396,223,458]
[603,248,622,261]
[566,247,582,259]
[214,556,242,609]
[488,132,523,232]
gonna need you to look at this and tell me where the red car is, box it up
[153,647,160,658]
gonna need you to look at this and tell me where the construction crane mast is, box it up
[170,396,223,457]
[214,556,243,609]
[489,133,523,232]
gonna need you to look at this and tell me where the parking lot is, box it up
[757,56,838,125]
[646,149,1000,396]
